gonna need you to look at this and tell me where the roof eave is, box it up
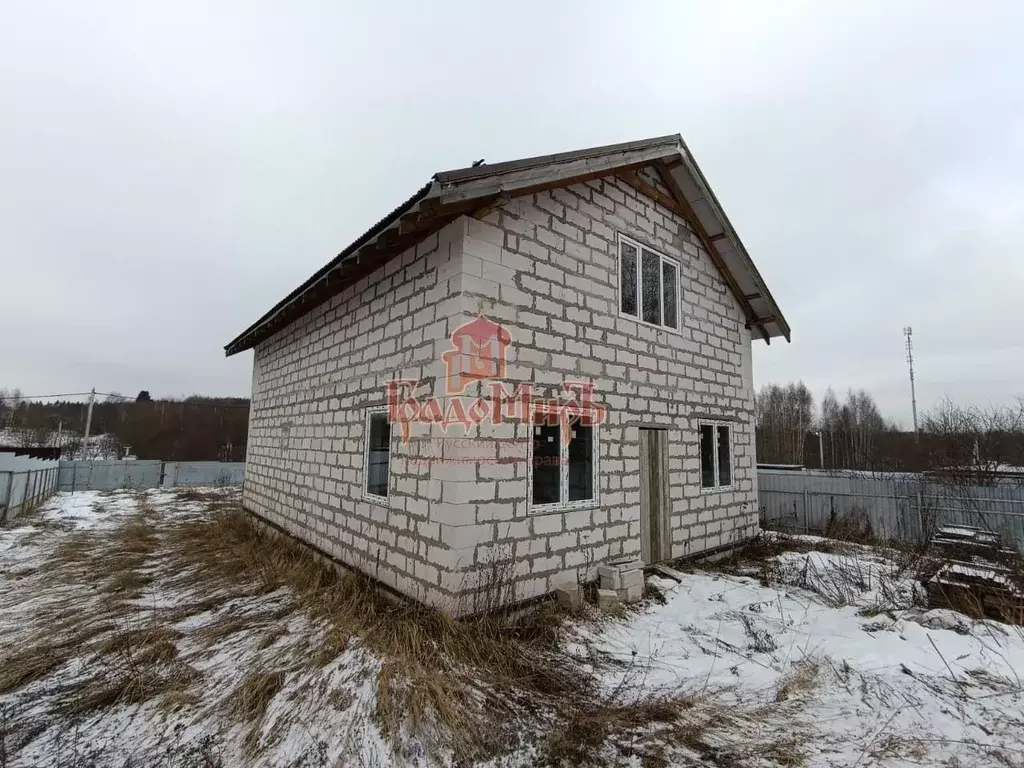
[223,180,439,356]
[225,133,791,355]
[663,143,790,343]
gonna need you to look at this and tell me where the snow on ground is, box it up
[2,490,1024,767]
[0,489,394,768]
[576,550,1024,766]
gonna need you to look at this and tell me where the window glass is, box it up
[641,249,661,325]
[717,426,731,486]
[532,422,561,505]
[568,422,593,501]
[619,237,680,331]
[620,242,638,317]
[366,413,390,497]
[662,261,678,329]
[700,424,715,488]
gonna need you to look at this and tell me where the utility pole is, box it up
[82,388,96,460]
[903,327,919,437]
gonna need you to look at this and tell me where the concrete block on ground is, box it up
[554,583,583,611]
[608,557,643,570]
[620,568,644,590]
[600,562,644,592]
[598,565,623,591]
[618,582,643,604]
[597,588,620,610]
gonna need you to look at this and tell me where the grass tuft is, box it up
[229,670,287,722]
[775,659,821,702]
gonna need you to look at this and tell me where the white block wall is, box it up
[437,170,759,605]
[243,169,759,614]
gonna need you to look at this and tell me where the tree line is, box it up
[0,388,249,461]
[755,382,1024,478]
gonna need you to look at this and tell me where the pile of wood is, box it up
[923,526,1024,623]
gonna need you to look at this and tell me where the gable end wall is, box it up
[437,170,759,604]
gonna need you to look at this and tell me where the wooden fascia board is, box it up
[614,169,686,219]
[652,161,770,344]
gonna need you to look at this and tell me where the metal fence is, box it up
[1,455,60,522]
[758,468,1024,549]
[57,460,246,492]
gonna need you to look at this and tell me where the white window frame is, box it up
[527,418,600,514]
[699,420,734,492]
[617,233,682,333]
[362,406,392,504]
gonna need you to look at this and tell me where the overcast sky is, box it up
[2,1,1022,426]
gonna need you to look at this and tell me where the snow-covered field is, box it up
[2,490,1023,767]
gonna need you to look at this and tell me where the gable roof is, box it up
[224,134,789,356]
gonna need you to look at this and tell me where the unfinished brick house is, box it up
[225,135,789,614]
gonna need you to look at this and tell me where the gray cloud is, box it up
[1,0,1021,423]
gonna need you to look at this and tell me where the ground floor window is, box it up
[700,421,732,490]
[364,408,391,500]
[530,414,599,512]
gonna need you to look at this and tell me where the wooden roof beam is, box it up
[614,169,686,219]
[652,160,770,344]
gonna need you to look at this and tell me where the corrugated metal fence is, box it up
[758,469,1024,549]
[57,461,246,492]
[0,455,60,522]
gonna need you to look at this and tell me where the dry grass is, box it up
[228,670,287,722]
[0,641,76,696]
[198,616,254,647]
[0,614,123,697]
[775,659,821,702]
[95,624,182,664]
[542,694,695,767]
[62,662,195,717]
[2,493,708,765]
[0,493,187,744]
[824,509,876,545]
[46,505,160,605]
[37,619,197,718]
[157,507,615,762]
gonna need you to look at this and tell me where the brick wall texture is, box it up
[243,167,760,615]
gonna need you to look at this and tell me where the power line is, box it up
[0,391,95,401]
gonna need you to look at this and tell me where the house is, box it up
[225,134,789,615]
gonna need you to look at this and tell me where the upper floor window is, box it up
[618,234,680,331]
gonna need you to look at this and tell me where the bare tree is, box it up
[915,398,1024,548]
[756,381,815,464]
[922,398,1024,485]
[1,388,24,432]
[819,388,889,470]
[0,388,10,427]
[96,433,124,460]
[13,427,34,448]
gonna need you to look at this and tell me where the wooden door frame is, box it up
[639,427,670,564]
